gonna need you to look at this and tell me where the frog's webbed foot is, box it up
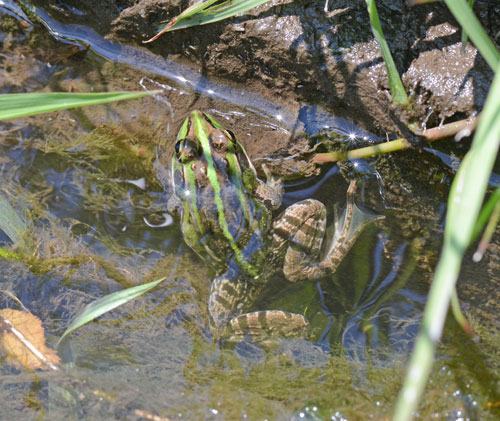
[225,310,309,343]
[322,180,384,271]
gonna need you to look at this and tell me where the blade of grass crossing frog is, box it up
[56,278,166,348]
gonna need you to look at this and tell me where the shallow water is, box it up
[0,4,499,420]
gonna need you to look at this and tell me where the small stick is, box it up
[0,315,60,371]
[313,116,478,164]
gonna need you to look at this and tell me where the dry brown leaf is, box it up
[0,309,60,370]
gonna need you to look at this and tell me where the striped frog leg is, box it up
[224,181,383,341]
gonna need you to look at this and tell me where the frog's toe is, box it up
[227,310,309,342]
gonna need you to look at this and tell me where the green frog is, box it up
[159,110,382,341]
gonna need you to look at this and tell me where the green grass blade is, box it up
[460,0,475,47]
[473,197,500,262]
[393,62,500,421]
[365,0,409,107]
[0,91,157,121]
[56,278,165,347]
[472,184,500,241]
[444,0,499,70]
[0,194,27,244]
[161,0,270,32]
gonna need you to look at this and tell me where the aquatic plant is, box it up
[0,88,166,369]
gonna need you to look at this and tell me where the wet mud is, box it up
[36,0,498,136]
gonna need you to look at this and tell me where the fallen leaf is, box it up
[0,309,60,370]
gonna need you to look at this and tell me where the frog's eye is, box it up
[226,130,236,142]
[175,138,200,162]
[174,140,182,155]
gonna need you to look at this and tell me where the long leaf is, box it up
[145,0,270,41]
[56,278,165,346]
[443,0,499,71]
[393,62,500,421]
[0,91,158,120]
[0,194,27,244]
[472,184,500,241]
[365,0,409,107]
[460,0,475,48]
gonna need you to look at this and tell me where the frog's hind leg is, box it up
[277,181,384,283]
[208,274,259,333]
[273,198,327,282]
[227,310,309,343]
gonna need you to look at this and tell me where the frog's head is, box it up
[171,110,258,194]
[170,111,266,272]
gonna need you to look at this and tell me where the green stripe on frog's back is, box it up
[224,143,252,224]
[171,116,216,261]
[203,112,253,224]
[181,163,207,252]
[192,113,259,278]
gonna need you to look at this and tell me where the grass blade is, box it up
[168,0,270,29]
[56,278,165,347]
[145,0,270,40]
[460,0,475,47]
[0,194,27,244]
[472,184,500,241]
[393,62,500,421]
[0,91,158,121]
[365,0,409,107]
[443,0,499,70]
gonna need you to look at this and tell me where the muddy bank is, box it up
[36,0,498,136]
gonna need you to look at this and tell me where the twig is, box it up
[313,116,478,164]
[0,315,60,371]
